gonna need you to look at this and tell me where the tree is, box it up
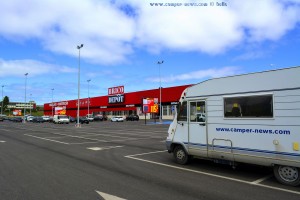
[2,96,9,111]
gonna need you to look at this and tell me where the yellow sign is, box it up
[151,104,158,113]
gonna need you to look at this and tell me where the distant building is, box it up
[44,85,192,119]
[7,101,36,110]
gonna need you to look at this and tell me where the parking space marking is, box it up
[0,128,13,132]
[24,134,69,145]
[78,133,130,139]
[251,174,273,185]
[69,141,100,145]
[49,132,108,142]
[87,146,124,151]
[23,131,164,145]
[125,151,300,195]
[0,140,6,143]
[44,136,70,139]
[84,128,166,137]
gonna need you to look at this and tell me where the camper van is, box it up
[166,66,300,186]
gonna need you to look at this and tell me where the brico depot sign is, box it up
[108,86,125,104]
[108,86,124,96]
[108,95,125,104]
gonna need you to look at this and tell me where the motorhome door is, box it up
[188,100,207,157]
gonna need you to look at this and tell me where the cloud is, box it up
[0,58,76,77]
[147,66,242,83]
[123,0,300,54]
[0,0,300,64]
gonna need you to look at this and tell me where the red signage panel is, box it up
[143,98,158,113]
[108,86,124,96]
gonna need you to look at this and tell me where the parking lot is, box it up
[0,120,300,200]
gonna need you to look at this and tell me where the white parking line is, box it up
[24,134,69,145]
[78,133,130,139]
[49,132,108,142]
[69,141,100,145]
[251,174,273,185]
[87,146,124,151]
[125,151,300,195]
[0,140,6,143]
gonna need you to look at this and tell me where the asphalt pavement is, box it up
[0,120,299,200]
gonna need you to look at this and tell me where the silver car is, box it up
[110,116,124,122]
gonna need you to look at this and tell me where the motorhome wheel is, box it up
[273,165,300,186]
[173,145,189,165]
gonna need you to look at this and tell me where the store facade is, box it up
[44,85,191,119]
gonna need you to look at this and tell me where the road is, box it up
[0,120,299,200]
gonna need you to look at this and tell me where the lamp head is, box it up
[77,44,84,49]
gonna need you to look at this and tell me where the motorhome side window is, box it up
[190,101,205,122]
[224,95,273,118]
[177,101,187,121]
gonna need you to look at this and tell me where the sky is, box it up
[0,0,300,105]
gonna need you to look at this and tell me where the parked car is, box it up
[42,115,51,122]
[94,115,103,121]
[48,116,53,123]
[94,114,108,121]
[32,117,45,123]
[86,114,94,122]
[0,117,4,122]
[53,115,70,124]
[75,117,89,124]
[69,116,76,123]
[196,113,206,122]
[111,116,124,122]
[12,117,23,122]
[26,116,34,122]
[126,114,139,121]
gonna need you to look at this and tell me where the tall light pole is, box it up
[157,60,164,123]
[1,85,4,115]
[87,79,91,116]
[77,44,84,127]
[24,73,28,123]
[51,88,54,116]
[30,94,32,116]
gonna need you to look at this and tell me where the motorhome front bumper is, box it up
[166,139,172,153]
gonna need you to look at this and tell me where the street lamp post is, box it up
[77,44,84,127]
[24,73,28,123]
[87,79,91,116]
[1,85,4,115]
[30,94,32,116]
[157,60,164,123]
[51,88,54,116]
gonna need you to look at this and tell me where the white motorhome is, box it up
[166,66,300,186]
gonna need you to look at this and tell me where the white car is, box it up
[26,116,34,122]
[86,114,94,122]
[110,116,124,122]
[53,115,70,124]
[42,115,51,122]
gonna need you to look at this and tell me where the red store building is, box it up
[44,85,191,119]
